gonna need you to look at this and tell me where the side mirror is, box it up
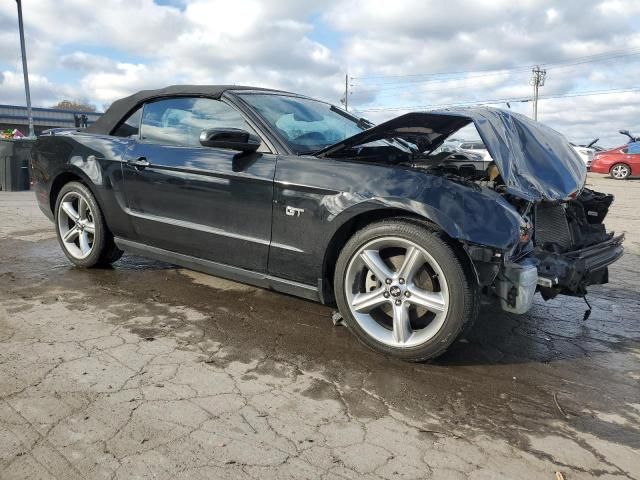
[199,128,261,152]
[619,129,630,136]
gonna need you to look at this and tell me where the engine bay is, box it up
[328,144,502,185]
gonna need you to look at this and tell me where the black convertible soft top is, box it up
[86,84,286,135]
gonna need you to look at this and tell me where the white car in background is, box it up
[570,139,600,170]
[456,140,492,161]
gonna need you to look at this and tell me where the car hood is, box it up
[316,107,586,202]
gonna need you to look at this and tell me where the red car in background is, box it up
[591,142,640,179]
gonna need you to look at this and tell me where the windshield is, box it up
[238,93,366,154]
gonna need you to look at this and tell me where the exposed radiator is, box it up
[534,203,573,249]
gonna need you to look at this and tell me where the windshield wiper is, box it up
[329,105,372,130]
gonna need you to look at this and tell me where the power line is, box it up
[350,47,637,100]
[352,69,550,100]
[348,48,640,96]
[351,47,640,83]
[351,56,639,95]
[352,87,640,113]
[351,69,528,94]
[347,47,640,115]
[354,65,526,82]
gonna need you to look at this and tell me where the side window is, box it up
[140,97,265,149]
[112,107,142,137]
[628,143,640,154]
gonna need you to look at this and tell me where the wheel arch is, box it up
[320,206,472,304]
[50,168,124,268]
[49,167,100,215]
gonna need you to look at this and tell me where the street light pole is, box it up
[16,0,34,138]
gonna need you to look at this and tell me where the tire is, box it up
[334,219,478,362]
[54,181,123,268]
[610,163,630,180]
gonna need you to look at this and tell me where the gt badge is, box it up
[285,206,305,217]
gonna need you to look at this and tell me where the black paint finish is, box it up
[268,154,521,285]
[120,141,276,272]
[29,88,598,304]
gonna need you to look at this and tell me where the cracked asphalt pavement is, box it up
[1,174,638,479]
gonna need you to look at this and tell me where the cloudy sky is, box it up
[1,0,639,146]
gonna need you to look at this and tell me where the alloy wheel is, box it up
[611,164,629,179]
[57,191,96,259]
[344,236,450,348]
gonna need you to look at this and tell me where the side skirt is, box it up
[114,238,320,302]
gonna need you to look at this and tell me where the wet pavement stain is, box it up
[1,188,639,478]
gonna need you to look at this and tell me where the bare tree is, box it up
[51,99,97,112]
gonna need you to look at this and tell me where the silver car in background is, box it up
[456,140,493,161]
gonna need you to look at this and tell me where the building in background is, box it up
[0,104,102,136]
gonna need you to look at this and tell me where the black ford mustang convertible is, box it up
[31,85,624,361]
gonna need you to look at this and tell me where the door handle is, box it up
[127,156,150,170]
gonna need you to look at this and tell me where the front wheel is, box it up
[334,219,478,361]
[54,181,122,267]
[610,163,630,180]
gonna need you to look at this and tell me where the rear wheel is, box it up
[334,219,478,361]
[610,163,630,180]
[54,181,122,267]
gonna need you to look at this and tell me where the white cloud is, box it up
[327,0,640,145]
[0,0,343,103]
[0,0,638,145]
[0,70,74,106]
[60,52,118,72]
[79,63,173,103]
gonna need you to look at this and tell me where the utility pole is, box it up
[344,73,349,111]
[16,0,34,138]
[530,65,546,121]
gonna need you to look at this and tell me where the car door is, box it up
[120,96,277,272]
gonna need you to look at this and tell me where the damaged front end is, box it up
[493,188,624,315]
[531,189,624,298]
[317,107,624,315]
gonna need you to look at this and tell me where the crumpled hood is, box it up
[317,107,586,202]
